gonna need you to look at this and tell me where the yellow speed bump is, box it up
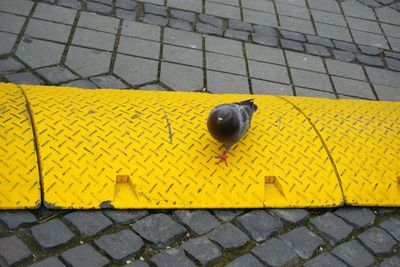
[284,97,400,206]
[0,84,40,208]
[20,85,342,208]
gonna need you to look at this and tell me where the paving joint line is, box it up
[108,19,123,74]
[60,11,81,67]
[11,1,37,55]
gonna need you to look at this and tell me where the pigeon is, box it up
[207,99,258,165]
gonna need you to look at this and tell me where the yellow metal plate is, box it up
[0,83,40,208]
[284,97,400,206]
[21,85,342,208]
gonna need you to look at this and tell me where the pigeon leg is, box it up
[215,145,231,166]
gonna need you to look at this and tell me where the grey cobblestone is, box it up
[310,212,354,245]
[333,50,356,62]
[280,227,324,259]
[334,207,375,228]
[357,227,397,255]
[307,35,334,48]
[225,29,249,41]
[380,218,400,241]
[357,53,384,67]
[386,57,400,71]
[199,14,224,28]
[229,20,253,32]
[212,210,243,222]
[196,23,223,36]
[331,240,375,267]
[0,235,31,266]
[380,256,400,267]
[143,14,168,26]
[150,248,196,267]
[30,257,66,267]
[170,9,196,23]
[305,44,331,57]
[5,72,44,84]
[169,19,192,31]
[0,211,36,229]
[268,209,309,223]
[61,244,109,267]
[208,223,250,250]
[87,2,112,14]
[64,211,112,237]
[31,219,74,249]
[116,0,137,10]
[252,238,300,267]
[280,30,306,42]
[281,39,304,52]
[304,252,346,267]
[252,35,278,47]
[226,253,263,267]
[182,236,222,265]
[103,210,148,224]
[36,66,78,84]
[173,210,220,235]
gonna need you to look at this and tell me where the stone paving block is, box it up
[26,19,72,43]
[380,218,400,241]
[16,38,64,69]
[5,72,44,84]
[290,68,332,92]
[304,252,346,267]
[199,14,224,28]
[305,44,331,57]
[160,62,203,91]
[366,66,400,88]
[163,44,202,67]
[249,60,290,84]
[347,17,382,34]
[285,51,325,73]
[208,223,249,250]
[331,240,375,267]
[246,43,284,65]
[139,83,166,91]
[326,59,366,80]
[173,210,220,235]
[116,9,137,20]
[121,20,161,41]
[0,0,33,15]
[64,211,112,237]
[196,23,223,36]
[279,16,315,35]
[311,9,347,27]
[357,54,384,67]
[276,0,307,7]
[63,79,97,89]
[382,23,400,38]
[0,213,37,229]
[151,248,196,267]
[359,45,382,56]
[268,209,309,223]
[170,9,196,23]
[31,219,74,249]
[0,57,25,74]
[295,87,336,99]
[36,66,78,84]
[34,3,77,24]
[341,0,375,20]
[168,0,201,13]
[310,212,354,245]
[334,207,375,228]
[376,6,400,25]
[236,210,283,242]
[143,14,168,26]
[169,19,192,31]
[0,12,26,34]
[352,30,389,49]
[123,261,150,267]
[163,28,201,49]
[141,0,164,4]
[225,29,249,41]
[252,238,300,266]
[280,30,306,42]
[0,235,31,266]
[307,35,334,48]
[254,25,277,37]
[226,254,263,267]
[78,12,119,33]
[229,19,253,32]
[281,39,304,51]
[58,0,82,10]
[252,35,279,47]
[132,213,186,249]
[206,36,243,57]
[116,0,137,10]
[333,40,358,52]
[0,32,17,56]
[388,36,400,51]
[242,0,274,11]
[358,227,397,255]
[386,57,400,71]
[316,23,352,42]
[206,52,246,75]
[66,46,110,78]
[280,227,324,259]
[89,75,128,88]
[333,50,356,62]
[114,54,158,85]
[212,210,244,222]
[30,257,66,267]
[61,244,109,267]
[309,0,341,13]
[144,3,168,16]
[95,229,144,260]
[87,2,112,14]
[182,237,222,265]
[374,84,400,101]
[277,2,310,19]
[380,256,400,267]
[118,36,160,59]
[206,2,241,20]
[251,79,293,95]
[207,70,250,94]
[243,9,278,27]
[103,210,148,224]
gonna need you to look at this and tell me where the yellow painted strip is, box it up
[284,97,400,206]
[0,83,40,208]
[21,85,342,208]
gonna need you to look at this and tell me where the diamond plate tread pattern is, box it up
[284,97,400,206]
[21,85,342,208]
[0,83,40,208]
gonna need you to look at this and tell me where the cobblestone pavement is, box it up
[1,0,400,266]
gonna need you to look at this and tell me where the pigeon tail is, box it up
[237,99,258,112]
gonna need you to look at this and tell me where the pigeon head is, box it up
[217,107,233,124]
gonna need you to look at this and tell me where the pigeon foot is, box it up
[215,151,228,166]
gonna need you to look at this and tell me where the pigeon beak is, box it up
[217,117,223,123]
